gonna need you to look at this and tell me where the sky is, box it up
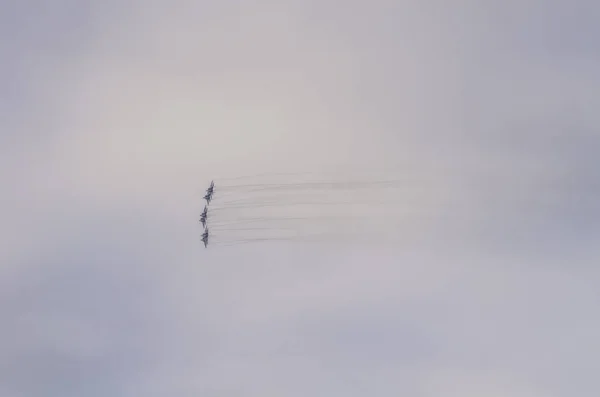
[1,0,599,396]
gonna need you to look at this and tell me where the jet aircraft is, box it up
[200,206,208,228]
[204,180,214,204]
[201,228,209,248]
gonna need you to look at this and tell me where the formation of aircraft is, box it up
[200,181,214,247]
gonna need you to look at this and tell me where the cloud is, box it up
[2,0,600,396]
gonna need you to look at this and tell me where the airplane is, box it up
[200,206,208,228]
[203,191,213,205]
[203,180,214,205]
[201,228,209,248]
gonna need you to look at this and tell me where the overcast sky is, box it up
[1,1,600,396]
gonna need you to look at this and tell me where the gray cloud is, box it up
[2,0,599,396]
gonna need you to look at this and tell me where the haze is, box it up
[1,1,599,396]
